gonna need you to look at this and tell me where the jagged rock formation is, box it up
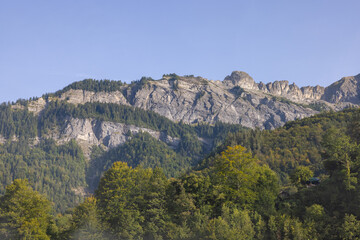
[28,97,47,114]
[129,75,316,129]
[52,117,180,158]
[322,74,360,104]
[26,71,360,130]
[223,71,325,103]
[59,89,129,106]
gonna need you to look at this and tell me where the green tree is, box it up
[212,145,260,207]
[322,128,358,191]
[341,214,360,240]
[95,162,172,239]
[140,168,169,240]
[290,166,313,188]
[70,196,108,240]
[211,145,279,214]
[0,179,52,240]
[95,162,145,239]
[268,214,309,240]
[202,206,255,240]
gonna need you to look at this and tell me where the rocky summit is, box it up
[29,71,358,130]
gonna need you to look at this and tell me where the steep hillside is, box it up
[0,101,244,211]
[199,107,360,183]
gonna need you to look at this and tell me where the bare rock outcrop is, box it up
[59,89,129,105]
[56,117,180,158]
[25,71,360,130]
[130,74,317,129]
[28,97,47,114]
[223,71,258,90]
[222,71,325,103]
[322,74,360,104]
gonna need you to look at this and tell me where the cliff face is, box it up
[223,71,325,102]
[59,89,129,106]
[50,117,180,158]
[130,75,317,129]
[28,71,360,131]
[322,74,360,104]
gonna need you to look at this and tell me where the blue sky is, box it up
[1,0,359,103]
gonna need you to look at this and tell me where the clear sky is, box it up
[1,0,359,103]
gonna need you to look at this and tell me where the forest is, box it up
[0,100,244,212]
[1,94,360,238]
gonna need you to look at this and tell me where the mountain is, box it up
[3,107,360,239]
[22,71,359,130]
[0,100,244,211]
[1,71,360,238]
[1,71,359,211]
[322,73,360,104]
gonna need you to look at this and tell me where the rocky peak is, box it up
[223,71,258,90]
[222,71,326,103]
[322,74,360,104]
[266,80,291,95]
[301,85,324,100]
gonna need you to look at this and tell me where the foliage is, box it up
[340,214,360,240]
[51,79,124,97]
[290,166,313,187]
[0,139,86,212]
[69,196,109,240]
[207,146,279,217]
[3,90,360,238]
[0,103,38,139]
[95,162,169,239]
[203,206,255,240]
[2,117,360,239]
[87,132,192,190]
[212,146,262,207]
[90,145,279,239]
[0,98,244,213]
[0,179,52,240]
[205,108,360,183]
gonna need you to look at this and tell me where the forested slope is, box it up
[2,88,360,238]
[3,113,360,239]
[0,100,244,211]
[200,108,360,183]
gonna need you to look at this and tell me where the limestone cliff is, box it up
[322,74,360,104]
[52,117,180,158]
[27,71,360,130]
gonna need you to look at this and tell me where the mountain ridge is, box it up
[22,71,359,130]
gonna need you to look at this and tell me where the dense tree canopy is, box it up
[0,100,244,212]
[0,179,52,240]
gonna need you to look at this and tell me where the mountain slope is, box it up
[0,101,244,211]
[199,107,360,183]
[1,71,360,211]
